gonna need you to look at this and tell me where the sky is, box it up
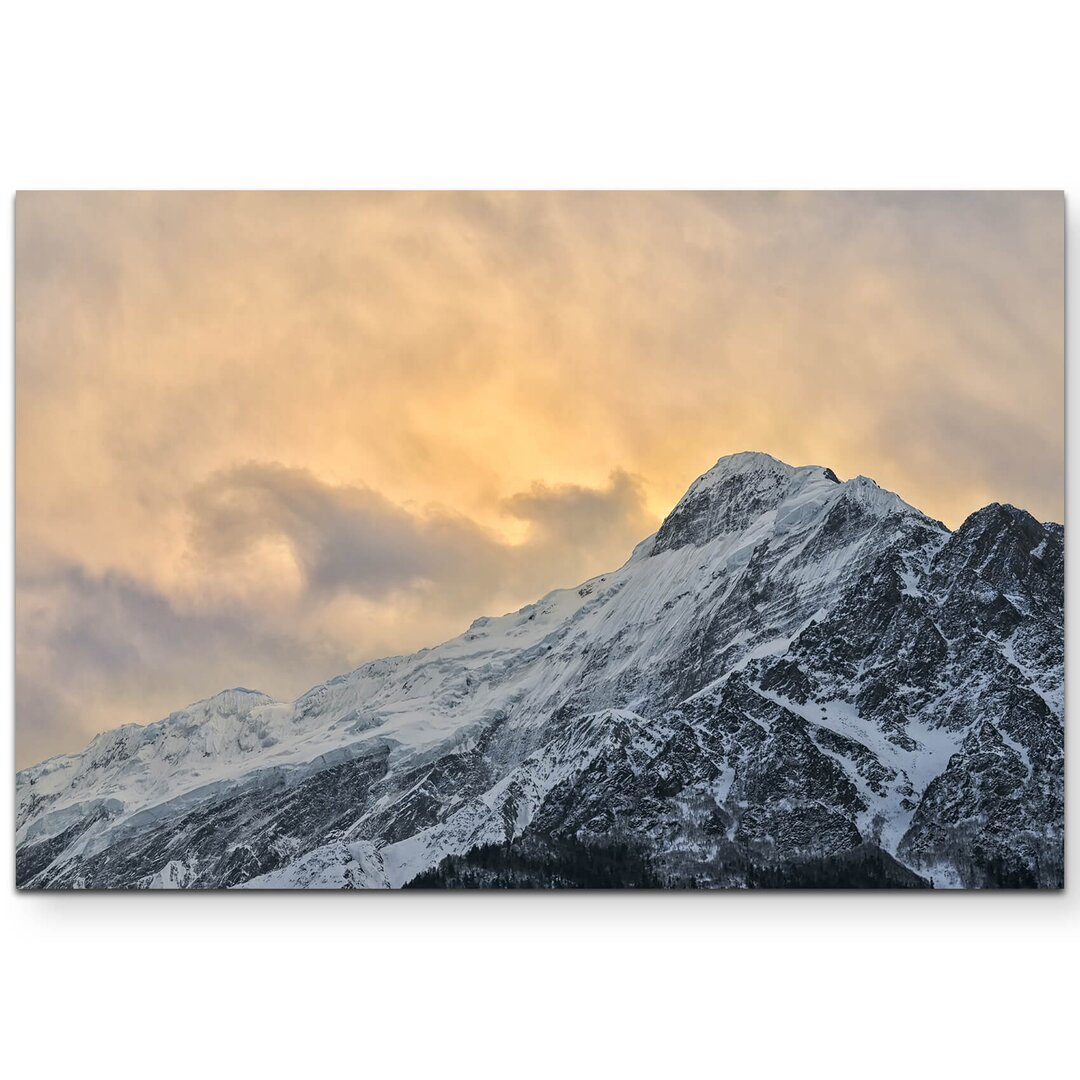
[15,191,1063,767]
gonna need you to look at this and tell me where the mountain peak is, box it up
[685,450,852,500]
[15,446,1063,890]
[697,450,792,484]
[651,452,847,555]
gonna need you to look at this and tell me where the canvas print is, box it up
[15,192,1063,889]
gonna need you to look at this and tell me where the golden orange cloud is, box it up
[15,191,1063,765]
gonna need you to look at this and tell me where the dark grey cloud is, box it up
[17,467,655,766]
[502,470,649,557]
[190,462,499,600]
[15,561,354,767]
[189,462,652,606]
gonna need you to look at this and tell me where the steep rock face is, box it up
[15,452,1064,888]
[650,452,798,553]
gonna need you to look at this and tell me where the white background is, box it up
[2,2,1076,1077]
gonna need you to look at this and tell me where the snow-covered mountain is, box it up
[16,452,1064,888]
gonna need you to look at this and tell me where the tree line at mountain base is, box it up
[403,834,936,890]
[405,834,664,889]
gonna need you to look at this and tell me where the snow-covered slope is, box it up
[16,452,1064,888]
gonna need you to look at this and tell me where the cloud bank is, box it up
[15,192,1063,764]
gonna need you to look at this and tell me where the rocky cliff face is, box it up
[16,452,1064,888]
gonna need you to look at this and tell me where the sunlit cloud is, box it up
[15,191,1063,764]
